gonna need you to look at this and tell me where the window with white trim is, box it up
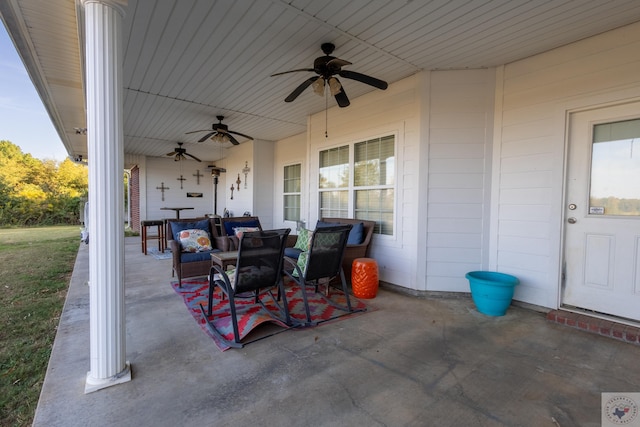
[319,146,349,218]
[318,135,395,235]
[283,163,301,221]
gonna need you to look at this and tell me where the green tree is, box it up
[0,140,88,226]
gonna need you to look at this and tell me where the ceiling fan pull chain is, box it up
[325,85,329,138]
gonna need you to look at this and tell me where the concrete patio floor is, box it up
[33,237,640,426]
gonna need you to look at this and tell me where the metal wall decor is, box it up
[177,175,186,189]
[242,161,250,189]
[236,174,241,191]
[156,182,169,201]
[193,169,203,185]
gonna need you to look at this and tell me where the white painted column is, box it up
[82,0,131,393]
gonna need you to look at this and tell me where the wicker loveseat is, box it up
[212,216,263,251]
[167,217,221,287]
[286,217,375,281]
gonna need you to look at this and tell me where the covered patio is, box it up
[33,237,640,426]
[4,1,640,422]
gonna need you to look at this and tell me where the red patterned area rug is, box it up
[171,277,369,351]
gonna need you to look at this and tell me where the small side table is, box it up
[211,251,238,271]
[351,258,379,299]
[160,207,194,219]
[141,220,164,255]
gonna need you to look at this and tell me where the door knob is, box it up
[567,217,577,224]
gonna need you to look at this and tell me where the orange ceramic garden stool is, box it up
[351,258,379,299]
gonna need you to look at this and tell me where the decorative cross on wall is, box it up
[242,161,250,189]
[177,175,187,189]
[193,169,203,185]
[156,182,169,201]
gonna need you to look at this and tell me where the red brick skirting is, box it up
[131,166,140,232]
[546,310,640,346]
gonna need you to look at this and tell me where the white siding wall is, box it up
[426,69,496,292]
[307,76,422,288]
[253,140,275,229]
[273,132,307,232]
[138,20,640,302]
[494,21,640,308]
[144,157,213,220]
[272,70,495,292]
[218,139,276,229]
[219,141,253,219]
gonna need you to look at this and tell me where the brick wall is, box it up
[131,165,140,232]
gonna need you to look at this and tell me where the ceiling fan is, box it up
[271,42,388,107]
[186,115,254,145]
[165,142,201,162]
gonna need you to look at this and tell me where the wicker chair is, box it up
[167,217,221,287]
[212,216,262,251]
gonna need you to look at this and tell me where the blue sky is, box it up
[0,23,68,161]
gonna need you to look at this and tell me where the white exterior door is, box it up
[563,103,640,322]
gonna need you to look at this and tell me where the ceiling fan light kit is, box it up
[328,77,342,96]
[312,78,324,95]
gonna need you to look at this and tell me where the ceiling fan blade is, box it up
[334,85,350,108]
[166,151,177,156]
[327,58,351,70]
[227,130,254,140]
[184,152,202,162]
[285,76,320,102]
[271,68,314,77]
[339,70,388,90]
[185,129,210,134]
[226,134,240,145]
[198,132,216,143]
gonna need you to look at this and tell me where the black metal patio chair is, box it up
[283,224,354,326]
[199,228,291,348]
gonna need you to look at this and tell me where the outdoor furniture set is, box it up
[205,224,356,347]
[153,215,375,347]
[163,215,374,288]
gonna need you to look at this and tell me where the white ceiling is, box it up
[4,0,640,163]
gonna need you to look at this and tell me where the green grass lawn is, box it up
[0,226,80,427]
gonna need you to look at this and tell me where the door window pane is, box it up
[590,119,640,216]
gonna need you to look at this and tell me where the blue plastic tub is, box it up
[465,271,520,316]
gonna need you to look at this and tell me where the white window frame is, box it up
[283,162,301,222]
[317,133,397,236]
